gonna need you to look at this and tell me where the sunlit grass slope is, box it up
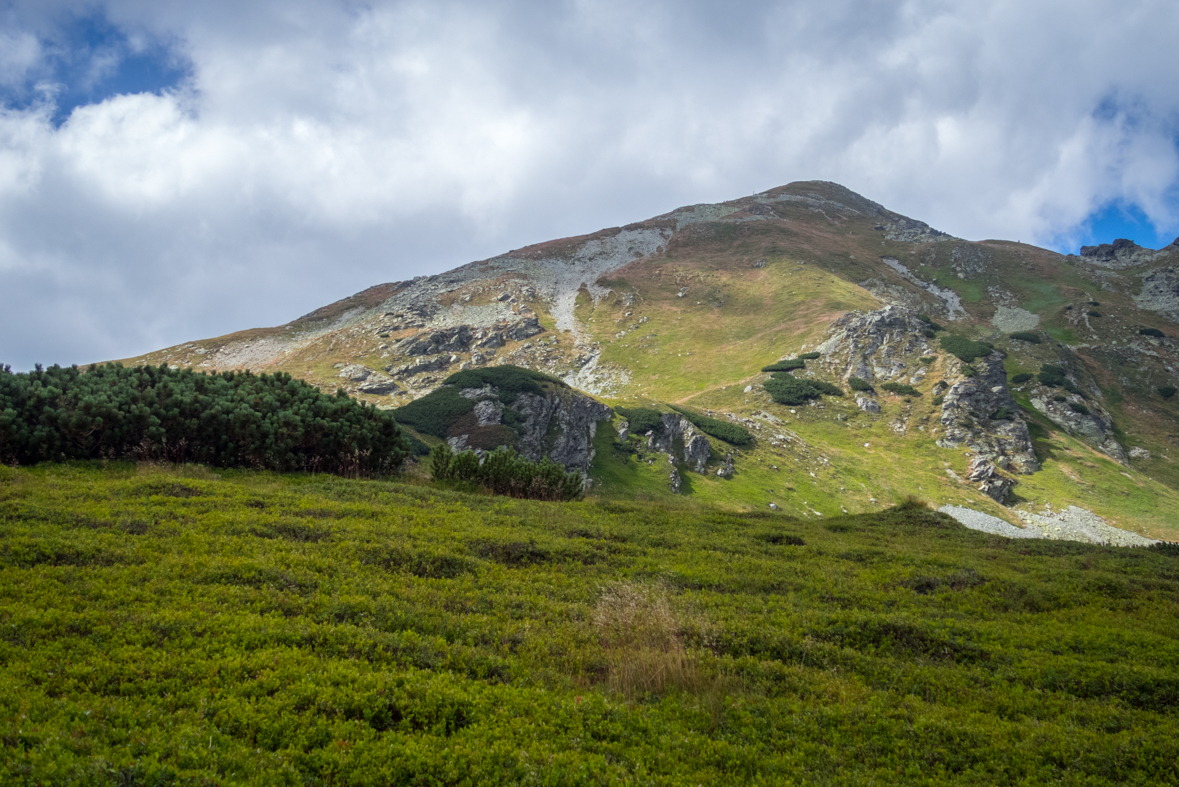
[3,464,1178,786]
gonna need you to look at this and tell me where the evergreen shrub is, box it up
[1159,385,1177,400]
[1009,332,1041,344]
[668,405,752,446]
[848,377,873,392]
[940,335,994,363]
[1011,373,1034,384]
[1139,328,1165,338]
[428,443,584,501]
[1038,365,1068,387]
[880,382,921,397]
[797,352,822,360]
[916,314,945,331]
[616,406,664,436]
[919,356,936,365]
[761,359,805,372]
[0,364,407,476]
[393,387,475,438]
[765,374,842,405]
[1069,402,1090,415]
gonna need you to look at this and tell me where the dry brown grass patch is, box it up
[593,581,710,700]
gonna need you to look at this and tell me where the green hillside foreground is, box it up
[2,464,1178,786]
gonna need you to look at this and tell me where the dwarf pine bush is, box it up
[0,363,407,476]
[429,443,584,501]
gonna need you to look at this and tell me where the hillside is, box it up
[120,182,1179,540]
[3,463,1178,785]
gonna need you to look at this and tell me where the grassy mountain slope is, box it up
[3,463,1179,785]
[116,182,1179,538]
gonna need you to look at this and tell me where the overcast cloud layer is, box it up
[2,0,1179,370]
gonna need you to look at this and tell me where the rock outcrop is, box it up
[646,413,712,472]
[1029,388,1126,463]
[1078,238,1170,269]
[437,379,611,473]
[936,352,1040,475]
[1134,266,1179,322]
[965,455,1016,504]
[818,305,938,383]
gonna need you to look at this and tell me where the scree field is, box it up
[2,463,1178,786]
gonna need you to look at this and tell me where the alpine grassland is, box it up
[3,462,1179,785]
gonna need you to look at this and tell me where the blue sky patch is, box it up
[1056,200,1179,254]
[0,10,190,126]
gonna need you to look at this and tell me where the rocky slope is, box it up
[121,181,1179,541]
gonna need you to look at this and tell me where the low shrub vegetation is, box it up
[1158,385,1177,400]
[940,335,994,363]
[797,351,822,360]
[761,359,805,372]
[394,365,565,439]
[1011,373,1034,384]
[667,405,752,446]
[1009,331,1042,344]
[615,406,664,436]
[848,376,874,392]
[429,443,585,501]
[1140,327,1166,338]
[916,314,945,331]
[879,382,921,397]
[764,374,843,405]
[2,464,1178,784]
[0,363,407,476]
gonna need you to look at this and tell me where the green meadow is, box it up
[2,463,1178,786]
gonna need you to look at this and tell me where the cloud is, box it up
[2,0,1179,369]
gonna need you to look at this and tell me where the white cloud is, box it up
[2,0,1179,369]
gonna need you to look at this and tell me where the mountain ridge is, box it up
[118,180,1179,540]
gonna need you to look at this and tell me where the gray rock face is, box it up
[883,216,953,243]
[669,465,683,494]
[855,395,881,413]
[397,325,473,356]
[936,353,1040,475]
[1029,389,1126,463]
[506,315,543,341]
[358,377,400,395]
[1130,446,1151,460]
[473,398,503,426]
[1079,238,1165,269]
[716,453,735,478]
[646,414,712,472]
[511,387,611,473]
[338,364,375,382]
[338,364,400,395]
[387,355,452,377]
[818,305,936,383]
[966,455,1016,504]
[1134,266,1179,321]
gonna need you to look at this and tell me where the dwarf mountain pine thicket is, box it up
[764,373,843,405]
[428,443,585,501]
[667,405,752,446]
[939,334,994,364]
[614,406,664,436]
[392,366,565,439]
[0,364,408,476]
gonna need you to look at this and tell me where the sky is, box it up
[2,0,1179,371]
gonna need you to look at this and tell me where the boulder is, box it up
[966,456,1016,504]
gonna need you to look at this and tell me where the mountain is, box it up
[121,181,1179,541]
